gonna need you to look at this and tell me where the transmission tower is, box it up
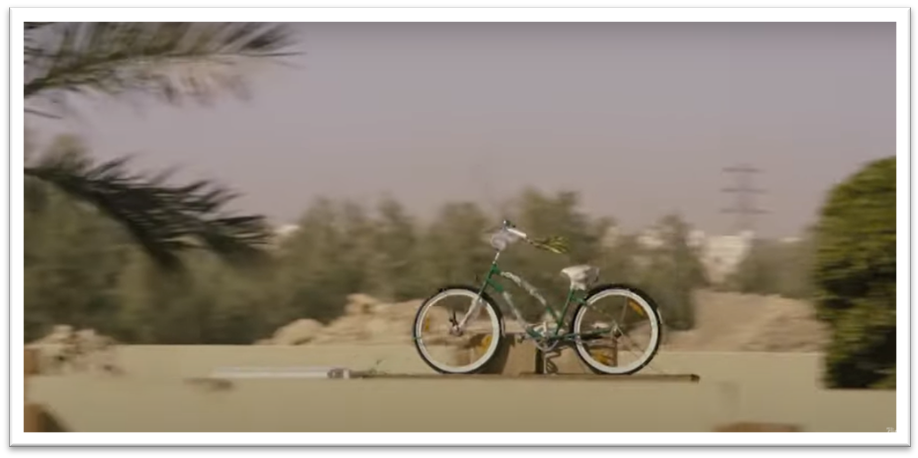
[721,164,767,234]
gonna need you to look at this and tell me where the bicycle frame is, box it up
[457,251,610,343]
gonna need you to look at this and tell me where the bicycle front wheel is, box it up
[571,284,662,375]
[412,286,504,374]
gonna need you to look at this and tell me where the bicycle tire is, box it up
[570,283,663,375]
[412,285,505,375]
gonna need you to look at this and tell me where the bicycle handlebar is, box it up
[502,220,529,240]
[498,220,568,255]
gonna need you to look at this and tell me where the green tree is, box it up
[115,250,273,344]
[725,233,816,300]
[638,214,707,331]
[274,198,352,324]
[420,202,493,290]
[334,201,380,298]
[24,136,131,340]
[725,238,782,295]
[813,157,895,389]
[25,133,292,344]
[776,230,817,300]
[24,22,299,269]
[367,197,425,301]
[596,230,642,285]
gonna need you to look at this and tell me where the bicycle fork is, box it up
[452,282,492,335]
[453,296,484,333]
[453,252,505,334]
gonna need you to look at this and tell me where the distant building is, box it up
[274,224,300,240]
[601,225,623,248]
[629,224,755,284]
[268,224,300,249]
[697,231,755,284]
[687,229,707,249]
[636,227,665,250]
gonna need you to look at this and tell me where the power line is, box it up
[721,164,767,233]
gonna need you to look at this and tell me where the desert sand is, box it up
[27,348,895,433]
[24,290,894,433]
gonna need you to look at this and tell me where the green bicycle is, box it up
[412,219,663,375]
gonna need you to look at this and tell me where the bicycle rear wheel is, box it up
[412,286,504,374]
[571,284,662,375]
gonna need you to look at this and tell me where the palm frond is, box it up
[25,22,299,114]
[25,22,56,31]
[25,152,272,270]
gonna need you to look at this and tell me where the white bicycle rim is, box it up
[573,288,660,375]
[414,289,502,374]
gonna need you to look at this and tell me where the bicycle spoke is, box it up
[572,287,661,375]
[413,288,502,374]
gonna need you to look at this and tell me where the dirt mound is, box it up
[268,319,324,345]
[739,303,829,352]
[663,290,829,352]
[260,294,425,345]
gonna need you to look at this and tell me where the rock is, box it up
[312,315,369,343]
[271,319,324,345]
[31,325,74,346]
[27,325,121,375]
[370,302,391,315]
[344,293,379,315]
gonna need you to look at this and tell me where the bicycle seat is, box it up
[560,265,600,291]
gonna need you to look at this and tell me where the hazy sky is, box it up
[30,22,895,237]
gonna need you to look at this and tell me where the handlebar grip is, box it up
[506,227,528,240]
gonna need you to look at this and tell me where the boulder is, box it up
[344,293,379,315]
[271,319,324,345]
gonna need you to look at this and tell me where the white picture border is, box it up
[8,6,910,447]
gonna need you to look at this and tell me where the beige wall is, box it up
[29,345,896,432]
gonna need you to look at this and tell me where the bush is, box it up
[813,157,896,389]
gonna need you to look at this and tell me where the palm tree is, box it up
[24,22,299,269]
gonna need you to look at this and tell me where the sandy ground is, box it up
[25,290,890,433]
[662,290,829,352]
[28,346,896,433]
